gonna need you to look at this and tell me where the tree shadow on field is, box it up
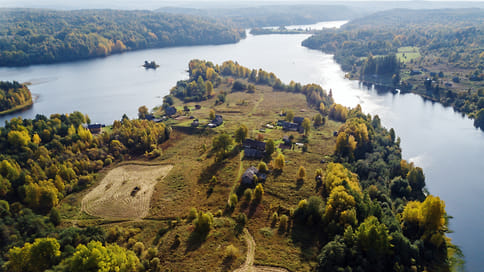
[198,160,228,184]
[185,231,208,252]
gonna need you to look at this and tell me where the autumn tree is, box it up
[138,105,148,119]
[5,238,61,272]
[273,153,285,171]
[62,241,139,272]
[206,81,215,97]
[254,183,264,202]
[297,166,306,181]
[302,117,311,136]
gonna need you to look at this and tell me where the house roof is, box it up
[243,139,266,151]
[293,117,304,124]
[241,166,258,185]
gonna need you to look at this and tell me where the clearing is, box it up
[81,163,173,219]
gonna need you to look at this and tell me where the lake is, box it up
[0,20,482,271]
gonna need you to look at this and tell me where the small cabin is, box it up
[191,119,199,127]
[87,123,103,134]
[243,139,266,151]
[209,115,223,128]
[241,166,258,186]
[293,117,304,125]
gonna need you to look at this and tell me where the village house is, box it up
[243,139,266,159]
[208,115,223,128]
[87,123,103,134]
[241,166,267,187]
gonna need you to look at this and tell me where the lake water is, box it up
[1,20,483,271]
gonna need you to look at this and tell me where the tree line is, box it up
[0,81,32,114]
[0,111,170,268]
[302,8,484,129]
[0,9,246,66]
[167,59,334,110]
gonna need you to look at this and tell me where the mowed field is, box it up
[81,164,173,219]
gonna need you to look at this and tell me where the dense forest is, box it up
[302,8,484,128]
[0,81,33,115]
[0,9,245,66]
[0,61,460,271]
[157,5,361,28]
[167,59,334,109]
[0,112,169,269]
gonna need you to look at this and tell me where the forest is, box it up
[0,81,33,115]
[302,8,484,128]
[0,9,245,66]
[0,60,460,271]
[156,5,361,28]
[0,111,169,270]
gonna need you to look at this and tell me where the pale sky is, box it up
[1,0,483,10]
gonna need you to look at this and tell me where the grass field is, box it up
[396,46,421,63]
[60,77,343,271]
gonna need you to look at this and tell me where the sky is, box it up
[1,0,483,10]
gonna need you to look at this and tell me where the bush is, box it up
[228,193,238,209]
[188,207,198,222]
[254,183,264,202]
[225,244,239,259]
[258,161,268,173]
[232,80,247,92]
[244,188,253,202]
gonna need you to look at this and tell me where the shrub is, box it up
[254,183,264,202]
[244,188,253,202]
[228,193,238,209]
[225,244,239,259]
[188,207,198,222]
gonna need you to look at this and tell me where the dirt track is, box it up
[81,164,173,219]
[234,229,289,272]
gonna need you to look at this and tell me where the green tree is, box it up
[265,139,275,156]
[314,113,323,127]
[234,124,248,144]
[194,211,214,236]
[356,216,390,256]
[212,134,233,156]
[286,110,294,122]
[63,240,139,272]
[302,117,311,136]
[407,167,425,193]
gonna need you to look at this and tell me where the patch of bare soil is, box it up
[82,164,173,219]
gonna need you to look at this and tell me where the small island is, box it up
[0,81,33,116]
[142,60,160,69]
